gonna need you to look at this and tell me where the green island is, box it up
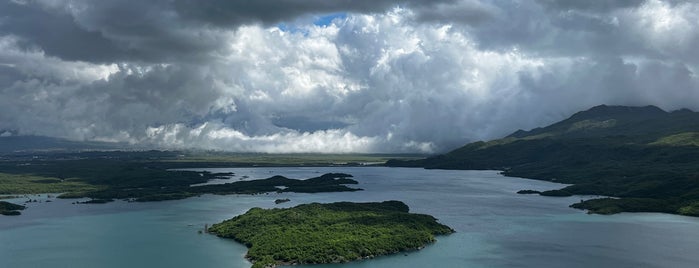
[208,201,454,268]
[0,200,26,216]
[388,105,699,216]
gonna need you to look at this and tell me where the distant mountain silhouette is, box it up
[0,135,127,153]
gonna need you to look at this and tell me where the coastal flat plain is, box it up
[2,167,699,268]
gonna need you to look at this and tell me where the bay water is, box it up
[2,167,698,268]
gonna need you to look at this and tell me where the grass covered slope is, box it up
[0,173,101,195]
[208,201,454,268]
[388,105,699,216]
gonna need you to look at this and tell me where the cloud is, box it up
[0,0,698,153]
[411,0,498,25]
[537,0,646,12]
[0,1,124,62]
[142,122,407,153]
[0,0,235,63]
[172,0,456,27]
[1,0,454,63]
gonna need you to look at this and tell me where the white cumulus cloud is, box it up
[0,0,698,153]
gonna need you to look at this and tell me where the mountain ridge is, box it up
[0,135,128,153]
[387,105,699,216]
[506,104,698,142]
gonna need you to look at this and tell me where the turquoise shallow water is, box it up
[2,167,699,268]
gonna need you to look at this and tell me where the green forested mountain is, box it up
[387,105,699,216]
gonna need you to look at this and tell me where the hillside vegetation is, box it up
[388,105,699,216]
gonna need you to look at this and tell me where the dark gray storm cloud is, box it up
[537,0,646,11]
[411,0,497,25]
[0,0,698,152]
[173,0,457,27]
[0,1,122,62]
[0,0,229,63]
[0,0,454,63]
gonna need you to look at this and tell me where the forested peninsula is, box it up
[0,152,362,214]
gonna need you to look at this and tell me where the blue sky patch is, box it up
[313,12,347,26]
[277,12,347,34]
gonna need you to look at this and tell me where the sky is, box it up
[0,0,698,153]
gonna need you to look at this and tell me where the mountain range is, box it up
[0,135,128,153]
[388,105,699,216]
